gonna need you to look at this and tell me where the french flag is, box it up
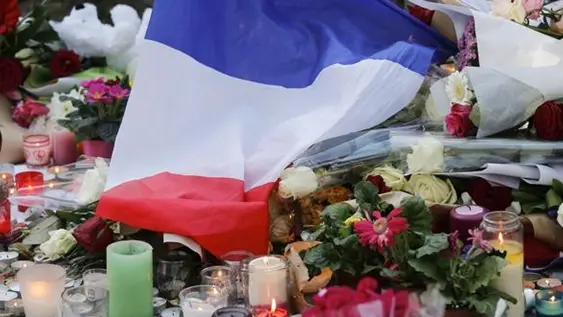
[96,0,455,256]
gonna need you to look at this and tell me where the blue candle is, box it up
[536,290,563,317]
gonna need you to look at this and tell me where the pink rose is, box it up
[445,103,475,137]
[523,0,542,19]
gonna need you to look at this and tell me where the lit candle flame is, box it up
[271,298,277,312]
[34,143,39,146]
[54,167,60,174]
[498,232,504,246]
[263,257,270,266]
[547,279,551,287]
[217,270,223,277]
[1,175,6,180]
[551,296,556,302]
[27,185,32,191]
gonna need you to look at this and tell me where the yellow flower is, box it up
[344,216,362,227]
[406,174,457,204]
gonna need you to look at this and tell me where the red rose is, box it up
[50,50,82,78]
[445,103,475,137]
[469,178,512,211]
[0,0,20,35]
[533,101,563,140]
[0,57,24,93]
[366,175,391,194]
[72,217,114,254]
[408,5,435,25]
[12,98,49,128]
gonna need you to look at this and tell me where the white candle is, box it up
[490,235,525,317]
[248,256,288,307]
[22,281,59,317]
[181,298,216,317]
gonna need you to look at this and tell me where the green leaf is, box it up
[361,265,380,275]
[354,181,381,211]
[97,121,121,142]
[24,65,54,88]
[466,295,501,317]
[553,179,563,197]
[546,188,563,209]
[415,233,450,258]
[469,256,507,293]
[511,190,542,204]
[305,226,325,241]
[400,196,432,234]
[334,234,359,248]
[408,257,445,284]
[303,243,341,271]
[321,203,353,225]
[521,201,547,214]
[71,67,123,81]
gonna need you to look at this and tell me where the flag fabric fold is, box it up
[96,0,456,256]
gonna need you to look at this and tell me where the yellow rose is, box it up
[344,216,362,227]
[406,174,457,204]
[366,166,407,191]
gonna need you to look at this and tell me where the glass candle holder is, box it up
[0,199,10,234]
[221,251,253,304]
[6,299,24,317]
[61,286,108,317]
[15,171,44,195]
[82,269,108,300]
[201,266,235,304]
[107,240,153,317]
[241,255,289,310]
[0,164,14,188]
[480,211,524,317]
[211,307,253,317]
[51,129,78,166]
[17,264,66,317]
[536,290,563,317]
[23,134,52,167]
[179,285,228,317]
[156,250,190,300]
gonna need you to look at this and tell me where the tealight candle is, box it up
[255,299,289,317]
[0,252,18,266]
[7,299,24,316]
[536,290,563,317]
[14,172,44,195]
[539,279,563,290]
[179,285,228,317]
[211,307,253,317]
[246,255,288,309]
[11,261,35,271]
[17,264,66,317]
[161,307,183,317]
[153,297,167,315]
[22,134,51,167]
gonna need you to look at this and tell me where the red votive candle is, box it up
[0,200,10,234]
[22,134,52,167]
[15,171,44,195]
[255,299,288,317]
[450,205,489,242]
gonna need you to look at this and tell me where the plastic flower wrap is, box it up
[39,229,77,260]
[76,158,110,205]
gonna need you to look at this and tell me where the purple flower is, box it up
[86,83,111,103]
[468,228,492,253]
[547,208,558,220]
[455,18,478,70]
[81,78,104,89]
[108,85,130,100]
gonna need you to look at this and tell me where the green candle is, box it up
[107,240,153,317]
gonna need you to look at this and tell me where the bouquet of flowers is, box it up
[0,0,59,95]
[57,77,130,142]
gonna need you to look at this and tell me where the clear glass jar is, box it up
[480,211,524,317]
[240,255,289,311]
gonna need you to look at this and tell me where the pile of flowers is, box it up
[300,180,515,316]
[57,77,130,142]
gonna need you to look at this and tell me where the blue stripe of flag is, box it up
[146,0,456,88]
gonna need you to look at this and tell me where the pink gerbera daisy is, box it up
[353,208,409,252]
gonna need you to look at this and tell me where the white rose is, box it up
[278,166,319,200]
[406,136,445,174]
[491,0,526,23]
[366,166,407,191]
[407,174,457,204]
